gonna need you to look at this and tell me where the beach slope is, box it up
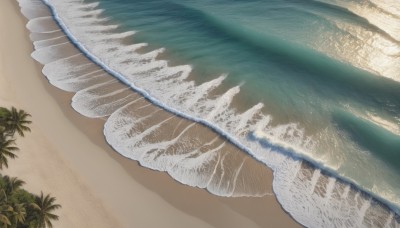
[0,0,299,227]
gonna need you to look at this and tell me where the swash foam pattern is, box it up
[18,0,400,227]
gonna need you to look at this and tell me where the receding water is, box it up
[19,0,400,226]
[95,0,400,208]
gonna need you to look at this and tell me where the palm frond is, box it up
[0,214,11,226]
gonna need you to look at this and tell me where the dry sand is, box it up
[0,0,300,227]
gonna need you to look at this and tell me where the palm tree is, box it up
[2,176,25,196]
[0,204,12,228]
[31,192,61,228]
[0,126,5,136]
[0,107,31,137]
[11,203,25,228]
[0,139,18,170]
[0,108,13,136]
[0,189,12,228]
[0,108,9,123]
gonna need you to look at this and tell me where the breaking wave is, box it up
[18,0,400,227]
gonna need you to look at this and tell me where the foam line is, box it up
[18,0,400,225]
[40,0,266,168]
[38,0,400,217]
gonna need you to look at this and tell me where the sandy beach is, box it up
[0,0,299,227]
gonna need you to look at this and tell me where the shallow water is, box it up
[19,0,400,227]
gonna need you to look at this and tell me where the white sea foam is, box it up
[71,81,136,118]
[29,31,65,42]
[19,0,49,19]
[18,0,400,226]
[32,42,79,64]
[26,16,60,33]
[33,36,67,49]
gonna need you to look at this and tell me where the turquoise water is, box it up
[95,0,400,125]
[93,0,400,197]
[32,0,400,225]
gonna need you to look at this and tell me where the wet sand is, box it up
[0,0,300,227]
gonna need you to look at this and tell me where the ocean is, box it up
[20,0,400,226]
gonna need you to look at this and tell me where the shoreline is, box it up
[0,0,300,227]
[46,0,400,220]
